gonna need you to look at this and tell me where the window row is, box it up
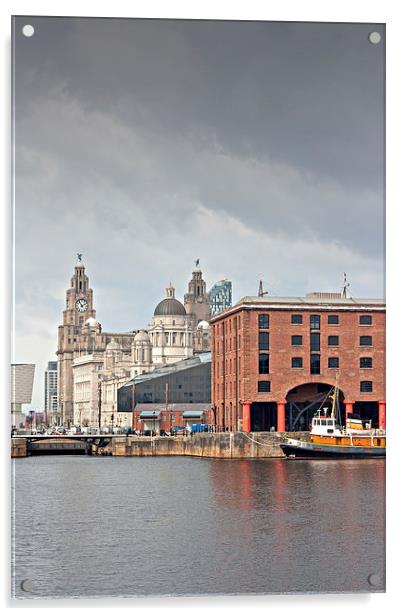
[259,313,374,329]
[259,353,374,374]
[292,335,372,346]
[291,357,373,369]
[291,314,373,327]
[255,380,374,394]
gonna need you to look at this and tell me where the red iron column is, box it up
[277,401,286,432]
[242,402,251,432]
[379,401,386,429]
[344,400,354,420]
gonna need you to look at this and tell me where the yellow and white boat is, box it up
[280,383,386,459]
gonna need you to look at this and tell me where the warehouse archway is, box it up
[285,382,345,431]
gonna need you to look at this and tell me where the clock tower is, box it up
[56,255,98,425]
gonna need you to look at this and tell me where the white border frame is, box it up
[2,1,400,613]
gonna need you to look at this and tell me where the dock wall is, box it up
[11,438,28,458]
[99,432,309,458]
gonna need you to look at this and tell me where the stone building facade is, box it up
[184,262,211,326]
[57,258,215,428]
[149,283,194,365]
[211,293,386,433]
[56,258,135,426]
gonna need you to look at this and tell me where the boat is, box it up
[280,383,386,459]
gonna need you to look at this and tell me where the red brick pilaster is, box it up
[379,401,386,429]
[242,402,251,432]
[277,401,286,432]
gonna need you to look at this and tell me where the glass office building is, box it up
[209,279,232,316]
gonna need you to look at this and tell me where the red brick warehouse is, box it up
[211,292,385,432]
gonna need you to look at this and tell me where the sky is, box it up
[13,17,385,410]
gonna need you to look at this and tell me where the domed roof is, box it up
[154,297,187,317]
[154,283,186,317]
[197,320,210,330]
[85,316,99,327]
[134,329,150,343]
[106,338,121,351]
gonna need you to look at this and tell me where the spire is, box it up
[166,283,175,298]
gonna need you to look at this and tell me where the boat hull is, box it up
[280,438,386,459]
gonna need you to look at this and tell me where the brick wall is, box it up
[211,301,385,429]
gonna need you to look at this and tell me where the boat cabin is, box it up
[345,413,372,431]
[311,409,343,437]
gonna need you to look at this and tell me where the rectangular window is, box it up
[310,315,321,330]
[328,335,339,346]
[310,332,320,351]
[310,354,320,375]
[258,314,269,329]
[258,381,271,392]
[360,357,373,368]
[328,357,339,368]
[328,315,339,325]
[292,335,303,346]
[360,381,373,392]
[291,314,303,324]
[360,335,372,346]
[292,357,303,368]
[360,315,373,325]
[259,331,269,350]
[259,353,269,374]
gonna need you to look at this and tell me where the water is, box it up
[11,456,385,598]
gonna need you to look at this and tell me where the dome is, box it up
[106,338,121,351]
[134,329,150,343]
[197,320,210,330]
[154,297,187,317]
[154,282,187,317]
[85,317,99,327]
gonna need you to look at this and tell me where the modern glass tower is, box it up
[209,279,232,316]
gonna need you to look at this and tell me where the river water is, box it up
[11,456,385,598]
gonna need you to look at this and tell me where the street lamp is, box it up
[97,376,102,432]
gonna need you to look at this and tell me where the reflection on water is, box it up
[12,457,385,598]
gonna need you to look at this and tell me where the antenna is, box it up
[342,272,350,298]
[258,280,269,297]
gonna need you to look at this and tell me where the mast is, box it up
[330,375,340,422]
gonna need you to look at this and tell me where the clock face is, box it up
[75,297,88,313]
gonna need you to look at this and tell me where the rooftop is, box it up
[211,294,385,321]
[120,352,211,389]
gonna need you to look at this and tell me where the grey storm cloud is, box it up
[12,17,385,408]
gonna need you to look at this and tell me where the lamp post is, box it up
[97,377,102,432]
[165,382,169,432]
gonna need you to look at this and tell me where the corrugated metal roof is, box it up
[135,403,209,413]
[139,410,161,419]
[182,410,203,418]
[120,353,211,388]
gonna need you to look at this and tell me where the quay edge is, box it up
[11,432,309,459]
[95,431,309,458]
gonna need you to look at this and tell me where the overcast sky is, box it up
[13,17,385,410]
